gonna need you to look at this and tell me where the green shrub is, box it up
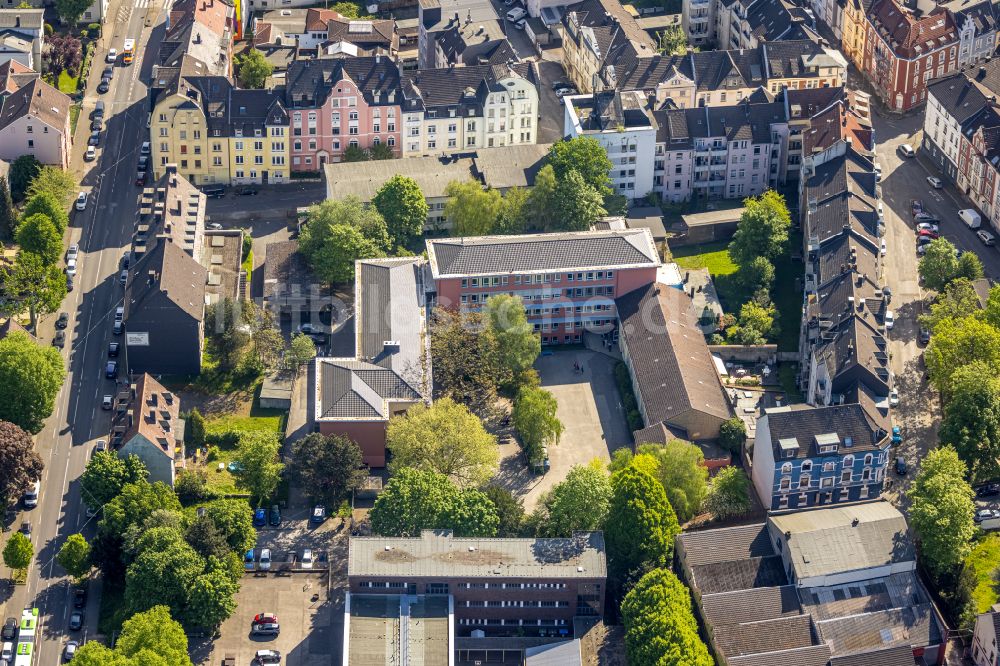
[204,430,240,447]
[87,23,101,38]
[43,23,53,36]
[205,445,221,462]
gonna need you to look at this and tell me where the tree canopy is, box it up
[28,166,75,208]
[57,533,92,582]
[531,460,611,537]
[482,485,525,537]
[728,190,791,265]
[8,155,40,202]
[939,360,1000,483]
[232,431,284,505]
[657,24,689,55]
[55,0,93,24]
[702,467,751,519]
[547,137,613,196]
[614,442,709,523]
[72,605,194,666]
[0,176,14,240]
[921,278,982,333]
[0,251,68,329]
[718,417,747,454]
[430,308,505,418]
[0,330,65,432]
[290,432,368,506]
[372,174,428,247]
[524,164,558,231]
[16,213,62,265]
[444,179,502,236]
[81,451,148,510]
[369,467,499,537]
[918,238,968,292]
[0,420,42,507]
[99,481,183,542]
[925,315,1000,395]
[387,398,499,488]
[552,169,607,231]
[484,294,541,387]
[621,568,714,666]
[236,49,274,89]
[909,446,976,576]
[512,387,563,465]
[22,190,68,233]
[3,530,32,571]
[298,197,389,283]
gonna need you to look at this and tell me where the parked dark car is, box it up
[68,610,83,631]
[56,312,69,329]
[53,330,66,349]
[66,274,74,291]
[108,342,120,357]
[91,118,102,131]
[102,65,113,80]
[97,77,110,94]
[73,587,87,609]
[202,185,225,198]
[253,507,267,527]
[311,504,326,524]
[105,360,117,379]
[895,456,907,475]
[88,130,100,146]
[269,505,281,527]
[1,617,16,641]
[237,185,259,196]
[918,327,931,345]
[977,482,1000,498]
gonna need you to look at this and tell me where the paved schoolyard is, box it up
[498,350,631,511]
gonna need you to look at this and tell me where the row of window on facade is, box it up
[168,156,286,169]
[777,484,876,508]
[458,618,572,626]
[459,271,616,289]
[778,466,883,491]
[461,291,616,305]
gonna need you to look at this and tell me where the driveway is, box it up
[497,350,630,510]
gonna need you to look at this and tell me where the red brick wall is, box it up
[318,420,387,467]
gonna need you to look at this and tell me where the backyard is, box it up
[967,533,1000,613]
[199,408,287,495]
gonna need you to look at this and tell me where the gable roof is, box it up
[124,238,208,324]
[615,283,731,437]
[427,229,659,277]
[121,373,180,460]
[678,523,774,566]
[284,56,403,108]
[317,358,423,419]
[0,77,70,134]
[0,58,36,95]
[869,0,956,59]
[763,402,889,460]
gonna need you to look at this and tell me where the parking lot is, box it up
[497,349,630,510]
[204,572,341,666]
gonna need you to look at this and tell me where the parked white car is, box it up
[75,191,88,211]
[884,310,894,330]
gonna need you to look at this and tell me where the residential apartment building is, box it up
[347,530,607,636]
[150,63,290,186]
[946,0,997,68]
[972,605,1000,666]
[251,8,340,50]
[560,0,657,93]
[112,374,182,487]
[426,229,660,345]
[417,0,506,69]
[133,164,207,263]
[0,78,71,169]
[564,90,657,200]
[160,0,234,76]
[714,0,818,51]
[677,502,946,663]
[314,257,430,467]
[753,402,891,510]
[400,62,539,155]
[0,10,42,70]
[860,0,958,111]
[284,57,402,170]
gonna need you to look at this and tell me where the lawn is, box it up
[69,104,80,134]
[672,242,742,311]
[967,533,1000,613]
[57,70,79,94]
[200,404,287,496]
[241,247,254,275]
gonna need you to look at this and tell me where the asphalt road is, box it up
[0,0,162,659]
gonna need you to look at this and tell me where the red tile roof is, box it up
[870,0,957,59]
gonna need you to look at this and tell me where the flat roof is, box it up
[349,530,607,579]
[346,594,451,666]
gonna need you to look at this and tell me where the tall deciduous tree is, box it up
[524,164,558,231]
[80,451,148,510]
[605,462,679,587]
[372,174,428,247]
[702,466,751,519]
[183,554,241,629]
[657,24,689,55]
[342,145,369,162]
[72,605,194,666]
[125,532,203,616]
[16,213,62,265]
[287,332,317,371]
[299,197,389,283]
[0,176,14,239]
[512,387,563,464]
[232,431,284,505]
[621,568,714,666]
[57,533,92,582]
[638,440,708,524]
[552,169,607,231]
[728,190,791,265]
[0,420,42,507]
[918,237,961,292]
[236,49,274,89]
[484,294,541,388]
[387,398,499,488]
[444,179,502,236]
[718,417,747,454]
[187,408,206,449]
[548,137,613,196]
[99,481,182,542]
[290,432,368,506]
[0,331,65,432]
[369,467,499,537]
[3,531,32,571]
[531,460,611,537]
[909,446,976,576]
[204,298,250,371]
[28,166,75,208]
[54,0,93,24]
[925,316,1000,395]
[370,142,394,160]
[22,190,68,233]
[494,186,529,235]
[203,499,257,555]
[939,361,1000,483]
[921,277,982,333]
[482,485,524,537]
[430,308,506,418]
[8,155,40,202]
[0,252,68,329]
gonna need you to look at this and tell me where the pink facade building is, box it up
[284,57,403,170]
[426,230,661,345]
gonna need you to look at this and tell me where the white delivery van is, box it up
[959,208,982,229]
[506,7,526,21]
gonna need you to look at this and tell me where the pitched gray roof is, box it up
[728,645,832,666]
[816,605,942,655]
[829,645,923,666]
[677,523,773,566]
[701,585,802,627]
[317,359,423,419]
[123,238,208,324]
[691,556,789,594]
[427,229,659,277]
[713,614,815,657]
[763,403,888,460]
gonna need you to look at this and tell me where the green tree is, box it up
[0,176,15,239]
[8,154,40,201]
[287,332,317,371]
[73,606,194,666]
[203,499,257,555]
[22,190,68,233]
[531,460,611,537]
[524,164,558,231]
[184,515,230,561]
[342,145,369,162]
[370,142,394,160]
[921,277,982,333]
[81,451,148,510]
[55,0,93,23]
[957,250,985,283]
[482,485,524,537]
[187,408,206,450]
[372,174,428,247]
[606,462,679,587]
[637,441,708,524]
[331,0,369,17]
[726,300,775,346]
[0,330,65,432]
[494,186,529,235]
[484,294,541,388]
[16,213,62,265]
[27,166,75,207]
[983,285,1000,329]
[728,190,791,265]
[444,179,502,236]
[702,466,751,519]
[183,555,240,629]
[369,467,499,537]
[548,137,613,196]
[232,431,284,505]
[304,197,390,251]
[736,255,774,296]
[925,315,1000,395]
[621,568,714,666]
[919,237,961,291]
[299,197,389,283]
[512,387,563,464]
[100,481,182,541]
[236,49,273,89]
[0,251,68,329]
[552,169,607,231]
[125,533,203,616]
[718,417,747,454]
[0,420,43,507]
[657,24,689,55]
[57,533,92,582]
[939,361,1000,483]
[430,308,505,418]
[3,530,32,571]
[303,222,384,283]
[244,300,284,372]
[387,398,499,488]
[204,298,250,372]
[909,446,976,576]
[290,432,368,506]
